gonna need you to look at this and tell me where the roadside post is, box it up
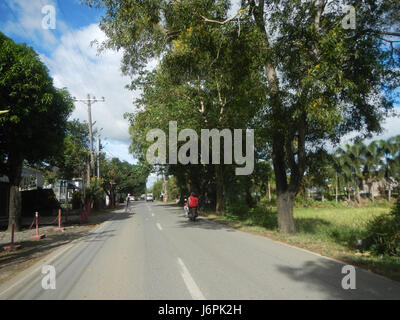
[31,212,46,240]
[3,217,21,251]
[55,208,64,231]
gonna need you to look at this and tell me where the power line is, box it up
[103,148,118,159]
[73,94,105,178]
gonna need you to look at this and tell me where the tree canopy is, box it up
[85,0,400,233]
[0,31,74,229]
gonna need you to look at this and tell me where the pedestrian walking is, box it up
[125,193,131,212]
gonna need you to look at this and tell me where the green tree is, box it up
[377,137,400,201]
[101,157,150,207]
[43,119,90,182]
[0,32,74,230]
[151,180,163,201]
[85,0,399,233]
[361,140,383,202]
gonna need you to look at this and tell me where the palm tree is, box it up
[377,138,398,201]
[336,147,354,202]
[330,152,345,203]
[362,140,383,201]
[339,142,366,203]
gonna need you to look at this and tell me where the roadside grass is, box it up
[199,203,400,282]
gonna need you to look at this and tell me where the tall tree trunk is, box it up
[7,154,23,232]
[276,191,296,234]
[86,162,91,187]
[268,181,271,202]
[8,185,22,231]
[215,164,224,215]
[371,184,375,202]
[250,0,307,234]
[273,151,299,234]
[110,185,115,208]
[335,172,338,204]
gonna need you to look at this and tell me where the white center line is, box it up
[156,223,162,231]
[177,258,205,300]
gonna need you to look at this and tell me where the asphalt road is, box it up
[1,201,400,300]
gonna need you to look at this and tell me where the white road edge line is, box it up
[156,223,162,231]
[0,241,74,298]
[177,258,205,300]
[0,213,117,298]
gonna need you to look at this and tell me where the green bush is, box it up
[71,191,82,210]
[226,199,249,216]
[248,205,277,229]
[224,200,278,230]
[294,196,344,209]
[86,178,105,210]
[166,176,180,200]
[363,198,400,256]
[151,180,163,200]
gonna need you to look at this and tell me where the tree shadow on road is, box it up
[274,258,400,300]
[174,217,238,232]
[154,202,179,208]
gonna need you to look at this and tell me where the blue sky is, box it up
[0,1,105,63]
[0,1,399,188]
[0,0,144,170]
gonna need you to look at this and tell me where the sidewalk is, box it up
[0,205,124,286]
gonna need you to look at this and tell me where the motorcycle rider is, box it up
[187,192,199,219]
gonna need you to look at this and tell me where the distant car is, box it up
[129,196,135,202]
[146,194,154,202]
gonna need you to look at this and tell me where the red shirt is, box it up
[188,196,199,208]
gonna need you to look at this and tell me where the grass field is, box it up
[200,203,400,281]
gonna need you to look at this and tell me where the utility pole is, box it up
[162,169,167,203]
[96,128,103,178]
[97,133,101,178]
[97,135,100,178]
[73,95,105,180]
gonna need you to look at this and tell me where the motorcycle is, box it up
[188,207,198,221]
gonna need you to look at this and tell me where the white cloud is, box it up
[39,24,141,164]
[365,113,400,142]
[323,111,400,152]
[3,0,63,48]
